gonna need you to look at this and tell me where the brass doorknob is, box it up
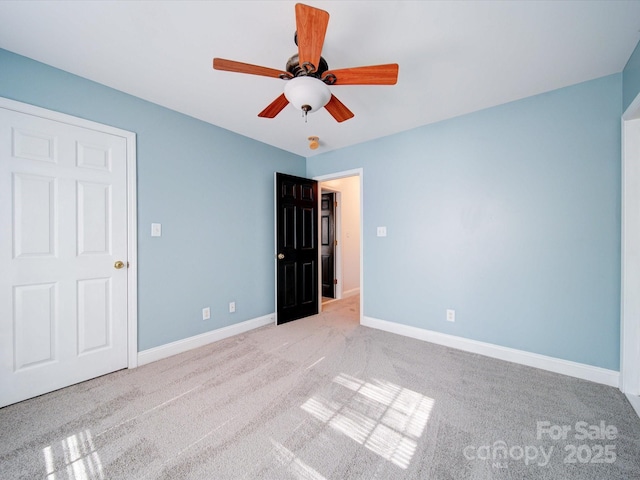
[277,253,285,260]
[114,261,125,269]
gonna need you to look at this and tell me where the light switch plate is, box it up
[377,226,387,237]
[151,223,162,237]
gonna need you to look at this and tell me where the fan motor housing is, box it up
[285,53,329,79]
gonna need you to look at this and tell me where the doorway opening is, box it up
[314,169,363,323]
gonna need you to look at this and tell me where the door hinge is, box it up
[335,239,338,246]
[334,279,338,284]
[335,201,338,207]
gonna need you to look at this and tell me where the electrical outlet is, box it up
[229,302,236,313]
[446,309,455,322]
[202,307,210,320]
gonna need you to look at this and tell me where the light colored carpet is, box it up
[1,295,639,479]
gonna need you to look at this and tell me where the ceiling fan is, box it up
[212,3,399,122]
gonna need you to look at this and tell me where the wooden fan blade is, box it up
[325,64,399,85]
[324,94,354,123]
[295,3,329,74]
[213,58,291,79]
[258,94,290,118]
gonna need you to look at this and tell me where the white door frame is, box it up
[0,97,138,369]
[313,168,363,323]
[621,93,640,415]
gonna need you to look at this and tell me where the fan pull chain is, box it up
[302,105,311,123]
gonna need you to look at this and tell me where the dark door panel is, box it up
[282,205,296,248]
[301,207,315,249]
[301,261,316,304]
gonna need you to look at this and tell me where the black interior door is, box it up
[321,192,335,298]
[276,173,319,325]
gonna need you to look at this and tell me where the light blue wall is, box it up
[623,39,640,112]
[308,74,622,370]
[0,49,305,351]
[0,48,626,370]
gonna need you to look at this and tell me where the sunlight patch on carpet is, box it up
[43,429,103,480]
[301,374,434,469]
[271,440,328,480]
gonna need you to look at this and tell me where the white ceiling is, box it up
[1,1,639,158]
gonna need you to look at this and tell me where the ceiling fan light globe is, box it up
[284,76,331,114]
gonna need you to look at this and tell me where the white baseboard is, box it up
[342,288,360,298]
[138,313,275,366]
[362,316,620,388]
